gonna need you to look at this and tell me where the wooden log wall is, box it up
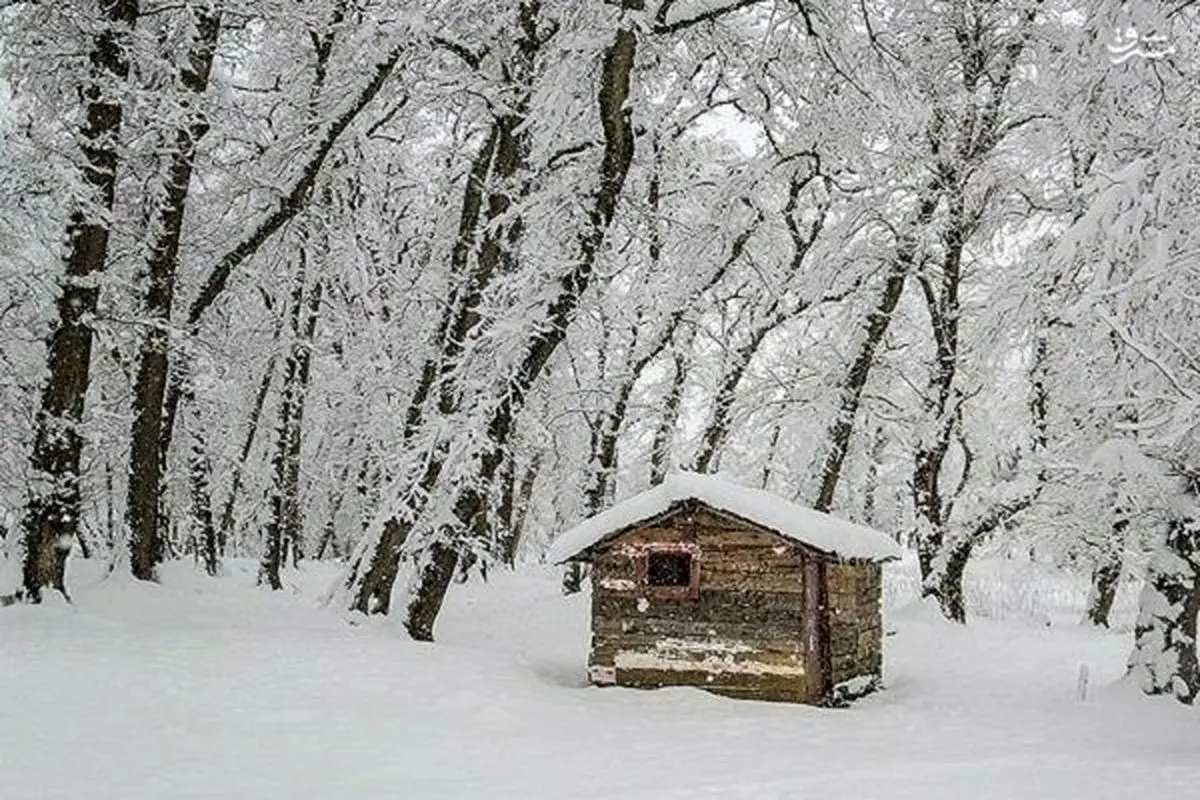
[826,561,883,691]
[588,505,818,702]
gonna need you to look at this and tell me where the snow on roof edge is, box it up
[546,472,903,564]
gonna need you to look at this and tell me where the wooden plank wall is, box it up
[826,561,884,690]
[588,506,817,702]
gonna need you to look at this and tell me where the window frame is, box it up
[635,543,700,601]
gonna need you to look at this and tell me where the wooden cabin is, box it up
[548,473,902,705]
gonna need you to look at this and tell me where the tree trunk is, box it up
[347,516,413,614]
[935,540,974,624]
[314,452,358,561]
[581,314,618,515]
[341,4,544,615]
[692,330,770,474]
[400,127,500,442]
[339,122,510,610]
[315,520,338,561]
[927,494,1037,623]
[583,390,628,516]
[861,426,885,528]
[759,422,783,490]
[1127,505,1200,704]
[907,8,1039,618]
[404,540,460,641]
[1085,513,1127,628]
[693,163,827,475]
[1086,557,1122,628]
[156,39,409,495]
[651,332,691,484]
[498,455,539,566]
[598,201,756,488]
[20,0,139,602]
[127,6,221,582]
[341,126,514,608]
[812,191,938,512]
[911,182,968,589]
[186,408,219,577]
[216,337,279,548]
[261,255,322,590]
[397,8,642,639]
[280,277,322,567]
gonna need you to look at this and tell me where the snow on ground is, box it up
[2,557,1197,799]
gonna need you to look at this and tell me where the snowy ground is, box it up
[2,557,1197,799]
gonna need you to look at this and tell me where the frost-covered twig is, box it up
[1097,310,1194,401]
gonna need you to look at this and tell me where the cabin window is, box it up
[647,551,692,587]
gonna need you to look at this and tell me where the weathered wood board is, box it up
[583,500,885,705]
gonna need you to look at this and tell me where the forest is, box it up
[1,0,1198,713]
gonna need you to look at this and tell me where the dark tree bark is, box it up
[693,165,829,474]
[903,6,1041,620]
[399,127,500,444]
[340,120,504,611]
[261,244,323,588]
[400,4,645,639]
[580,134,660,512]
[314,520,338,561]
[861,426,886,528]
[815,3,1037,525]
[691,332,762,475]
[497,454,539,566]
[261,1,351,587]
[155,40,410,503]
[932,493,1038,623]
[759,422,783,490]
[587,210,758,506]
[345,2,544,615]
[562,562,585,595]
[127,6,221,582]
[404,540,460,640]
[216,329,280,548]
[347,458,438,615]
[1087,556,1123,628]
[911,183,968,585]
[342,122,510,613]
[812,189,937,513]
[1085,512,1127,628]
[934,539,974,624]
[651,332,691,484]
[19,0,139,602]
[184,402,219,577]
[342,0,766,631]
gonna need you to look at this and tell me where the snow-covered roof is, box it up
[547,472,903,564]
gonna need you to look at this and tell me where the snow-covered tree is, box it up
[1046,3,1200,700]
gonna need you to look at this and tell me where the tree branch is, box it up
[961,489,1038,546]
[653,0,766,34]
[1099,311,1194,401]
[185,44,407,328]
[433,36,482,70]
[545,140,596,170]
